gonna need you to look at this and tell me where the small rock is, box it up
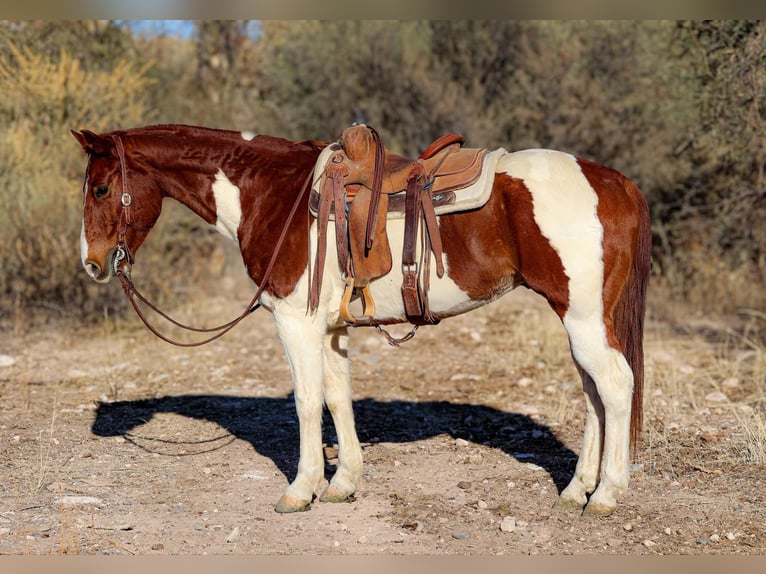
[226,526,240,543]
[455,438,469,447]
[664,527,672,535]
[0,355,16,368]
[500,516,516,533]
[0,527,10,536]
[451,531,470,540]
[704,391,728,403]
[726,532,736,541]
[643,539,657,548]
[240,471,267,480]
[457,481,472,490]
[710,533,720,542]
[623,523,633,531]
[477,500,488,509]
[357,535,368,544]
[56,496,103,505]
[151,543,164,551]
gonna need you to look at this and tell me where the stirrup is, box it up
[339,279,376,325]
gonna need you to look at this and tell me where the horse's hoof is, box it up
[274,495,312,513]
[552,496,586,512]
[319,485,356,503]
[582,501,616,517]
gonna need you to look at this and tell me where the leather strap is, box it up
[364,126,385,251]
[309,165,335,311]
[401,165,424,319]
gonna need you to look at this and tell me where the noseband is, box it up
[105,135,312,347]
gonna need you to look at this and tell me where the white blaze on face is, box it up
[211,169,243,242]
[80,222,90,272]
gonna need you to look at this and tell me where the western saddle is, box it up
[309,124,490,327]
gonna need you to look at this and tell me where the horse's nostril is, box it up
[85,261,102,279]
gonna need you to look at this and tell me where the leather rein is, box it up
[108,135,311,347]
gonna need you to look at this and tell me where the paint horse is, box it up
[73,123,650,517]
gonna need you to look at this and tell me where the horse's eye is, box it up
[94,185,109,199]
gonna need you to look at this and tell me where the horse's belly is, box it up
[364,219,510,322]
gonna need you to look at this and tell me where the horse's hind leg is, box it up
[556,315,634,517]
[554,366,603,511]
[319,326,363,503]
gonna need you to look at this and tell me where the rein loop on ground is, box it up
[109,134,312,347]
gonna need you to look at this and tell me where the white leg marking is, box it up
[501,149,633,513]
[211,169,243,242]
[272,298,328,506]
[320,327,363,500]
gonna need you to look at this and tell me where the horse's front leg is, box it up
[319,326,363,503]
[272,303,327,513]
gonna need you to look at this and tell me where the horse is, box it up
[72,123,651,517]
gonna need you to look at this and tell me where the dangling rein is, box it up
[109,135,310,348]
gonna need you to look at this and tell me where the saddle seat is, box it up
[308,124,504,327]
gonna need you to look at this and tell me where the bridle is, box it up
[106,134,312,347]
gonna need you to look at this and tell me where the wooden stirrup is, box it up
[339,281,376,325]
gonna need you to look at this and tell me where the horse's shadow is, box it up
[92,393,578,493]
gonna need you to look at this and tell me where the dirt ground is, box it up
[1,283,765,555]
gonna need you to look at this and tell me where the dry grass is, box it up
[643,284,766,473]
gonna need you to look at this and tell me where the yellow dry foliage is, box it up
[0,42,155,309]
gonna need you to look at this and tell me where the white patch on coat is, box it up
[375,218,478,319]
[499,149,605,323]
[241,131,257,141]
[211,169,243,242]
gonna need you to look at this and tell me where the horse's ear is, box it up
[71,129,113,156]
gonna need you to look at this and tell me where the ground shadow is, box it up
[92,393,577,493]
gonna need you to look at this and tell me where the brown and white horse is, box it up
[73,123,651,517]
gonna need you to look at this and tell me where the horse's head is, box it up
[72,129,163,283]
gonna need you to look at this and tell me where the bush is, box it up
[0,42,155,319]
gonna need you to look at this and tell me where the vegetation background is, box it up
[0,20,764,324]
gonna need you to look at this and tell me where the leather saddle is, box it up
[309,124,490,326]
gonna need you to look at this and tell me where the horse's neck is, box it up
[143,146,228,229]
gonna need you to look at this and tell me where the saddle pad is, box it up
[309,146,508,220]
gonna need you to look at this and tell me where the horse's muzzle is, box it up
[84,247,121,284]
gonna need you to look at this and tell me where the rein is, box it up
[109,135,312,348]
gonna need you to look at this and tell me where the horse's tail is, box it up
[615,177,652,458]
